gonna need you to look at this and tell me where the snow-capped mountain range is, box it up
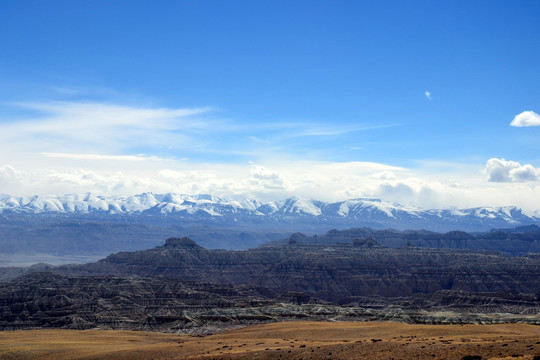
[0,192,538,232]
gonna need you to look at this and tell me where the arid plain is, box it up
[1,321,540,360]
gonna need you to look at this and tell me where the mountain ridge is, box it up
[1,192,538,232]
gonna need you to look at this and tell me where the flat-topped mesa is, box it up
[163,237,204,250]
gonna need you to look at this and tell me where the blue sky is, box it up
[1,1,539,211]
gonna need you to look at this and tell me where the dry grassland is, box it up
[1,321,540,359]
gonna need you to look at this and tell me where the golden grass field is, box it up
[1,321,540,359]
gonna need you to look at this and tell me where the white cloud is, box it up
[447,179,460,188]
[377,182,415,198]
[159,169,186,179]
[0,164,28,195]
[44,170,169,195]
[510,110,540,127]
[0,101,215,154]
[510,164,538,182]
[424,91,432,100]
[0,164,23,181]
[366,178,447,209]
[484,158,538,182]
[245,163,287,191]
[371,171,396,180]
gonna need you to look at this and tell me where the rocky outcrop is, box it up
[1,272,539,333]
[56,238,540,305]
[0,271,278,332]
[163,236,204,250]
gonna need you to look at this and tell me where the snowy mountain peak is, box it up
[0,193,538,232]
[280,196,322,216]
[83,192,100,202]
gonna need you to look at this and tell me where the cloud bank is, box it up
[1,158,539,213]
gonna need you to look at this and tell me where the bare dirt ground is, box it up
[1,321,540,360]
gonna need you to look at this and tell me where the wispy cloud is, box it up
[510,110,540,127]
[0,101,216,154]
[240,121,397,138]
[41,152,172,162]
[424,91,432,100]
[295,123,396,137]
[251,122,399,144]
[0,100,399,163]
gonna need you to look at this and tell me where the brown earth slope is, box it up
[1,321,540,360]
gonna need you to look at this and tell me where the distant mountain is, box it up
[265,227,540,256]
[0,193,538,232]
[492,224,540,234]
